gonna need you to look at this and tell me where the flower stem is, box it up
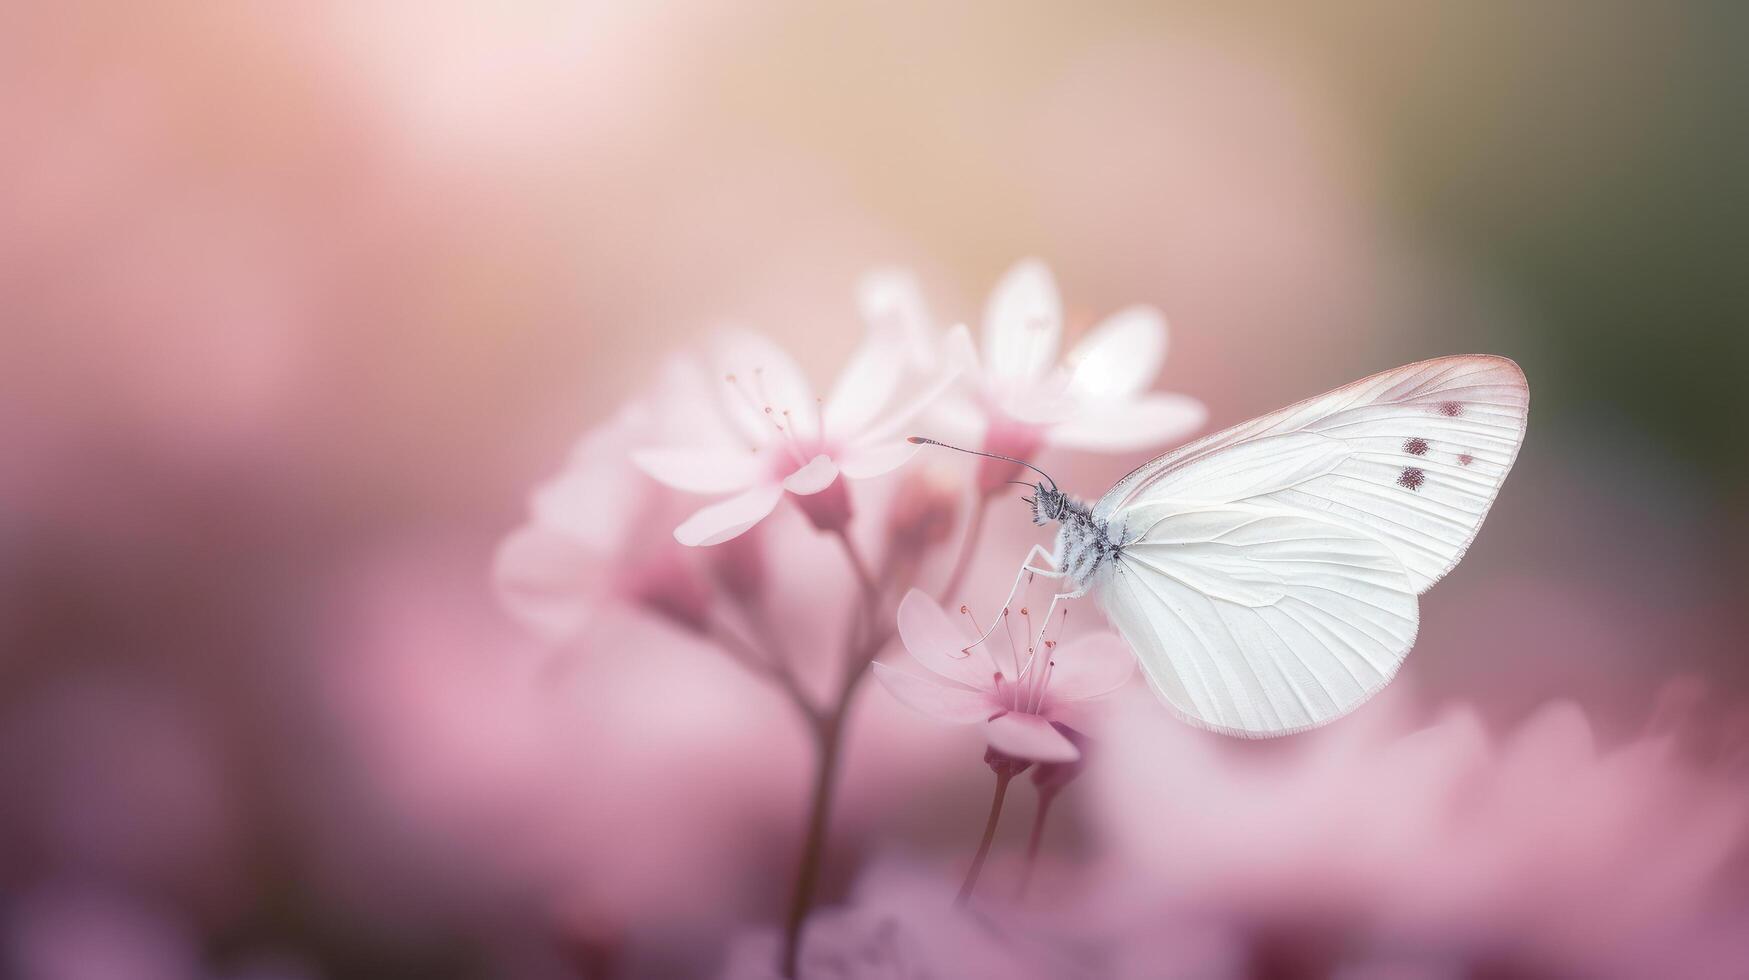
[1016,788,1057,900]
[833,528,879,609]
[940,488,990,602]
[779,528,892,977]
[780,713,844,977]
[956,765,1016,907]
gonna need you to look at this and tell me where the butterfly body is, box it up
[1030,488,1120,591]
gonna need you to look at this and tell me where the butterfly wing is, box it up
[1095,355,1529,593]
[1097,503,1418,736]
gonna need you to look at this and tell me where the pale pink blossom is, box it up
[719,857,1073,980]
[493,399,714,642]
[873,590,1132,763]
[636,327,955,546]
[1091,691,1749,978]
[863,260,1205,488]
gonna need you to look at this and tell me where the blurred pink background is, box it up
[2,3,1745,978]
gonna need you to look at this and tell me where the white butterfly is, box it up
[912,355,1529,737]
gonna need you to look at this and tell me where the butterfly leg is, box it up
[1016,586,1089,678]
[966,545,1063,652]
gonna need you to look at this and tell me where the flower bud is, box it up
[984,745,1033,777]
[977,416,1044,496]
[794,476,854,533]
[1030,722,1090,796]
[887,462,960,553]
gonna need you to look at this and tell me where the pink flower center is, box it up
[723,369,828,470]
[961,601,1068,716]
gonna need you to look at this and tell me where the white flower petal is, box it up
[854,357,963,445]
[823,330,906,441]
[982,259,1061,382]
[985,712,1080,763]
[837,440,919,480]
[781,454,839,495]
[673,483,784,546]
[1046,393,1207,452]
[872,662,993,724]
[1044,633,1134,701]
[1066,305,1167,401]
[647,353,746,447]
[939,323,981,377]
[857,268,937,371]
[915,389,988,445]
[632,447,765,494]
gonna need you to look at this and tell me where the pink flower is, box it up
[636,327,953,546]
[863,260,1205,488]
[872,590,1132,763]
[1090,691,1749,977]
[493,400,724,644]
[719,856,1072,980]
[494,359,755,641]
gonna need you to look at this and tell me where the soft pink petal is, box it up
[916,388,989,445]
[994,377,1080,427]
[985,711,1080,763]
[632,447,765,494]
[981,259,1060,382]
[1065,305,1167,401]
[939,323,981,376]
[1046,393,1207,452]
[491,524,605,641]
[822,333,905,442]
[855,268,936,370]
[1044,632,1135,701]
[871,662,993,724]
[781,454,839,495]
[711,329,820,444]
[853,365,962,445]
[673,483,783,546]
[533,406,653,545]
[895,589,992,689]
[836,440,919,480]
[646,352,746,447]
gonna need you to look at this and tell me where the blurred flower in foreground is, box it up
[636,328,956,545]
[864,260,1204,491]
[720,857,1084,980]
[873,590,1131,763]
[5,883,201,980]
[495,349,796,645]
[1092,692,1749,978]
[495,400,707,641]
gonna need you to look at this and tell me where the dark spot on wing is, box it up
[1457,453,1475,467]
[1437,400,1463,417]
[1397,467,1426,491]
[1403,437,1430,456]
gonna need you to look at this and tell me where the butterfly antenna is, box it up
[906,437,1057,490]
